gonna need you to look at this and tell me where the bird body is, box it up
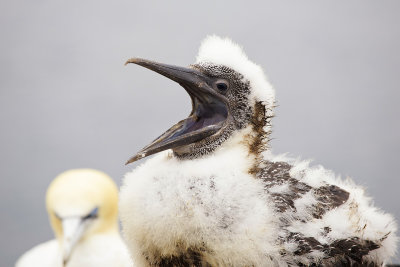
[120,36,397,266]
[121,130,279,266]
[16,169,132,267]
[16,240,59,267]
[16,232,130,267]
[121,126,397,266]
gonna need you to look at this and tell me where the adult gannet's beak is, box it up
[61,217,87,266]
[125,58,229,164]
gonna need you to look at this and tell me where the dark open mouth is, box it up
[125,58,228,164]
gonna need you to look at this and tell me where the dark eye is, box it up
[83,207,98,220]
[54,211,62,220]
[215,80,229,93]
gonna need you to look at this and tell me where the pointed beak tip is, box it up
[126,152,147,165]
[124,58,141,66]
[125,156,137,165]
[62,250,70,266]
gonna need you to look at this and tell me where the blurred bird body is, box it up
[120,36,397,266]
[16,169,132,267]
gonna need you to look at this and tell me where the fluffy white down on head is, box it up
[196,35,275,112]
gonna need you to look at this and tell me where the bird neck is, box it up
[173,101,272,167]
[211,100,272,175]
[247,101,273,174]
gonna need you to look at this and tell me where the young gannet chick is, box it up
[16,169,132,267]
[120,36,397,266]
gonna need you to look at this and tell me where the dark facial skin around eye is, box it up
[82,207,99,220]
[215,80,229,93]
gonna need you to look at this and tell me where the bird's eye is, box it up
[54,211,62,220]
[83,207,99,220]
[215,80,229,93]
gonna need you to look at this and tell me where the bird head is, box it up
[126,35,275,164]
[46,169,119,265]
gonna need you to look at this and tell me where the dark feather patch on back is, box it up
[260,162,312,213]
[281,232,381,266]
[258,161,350,220]
[284,232,325,256]
[311,185,350,219]
[325,237,379,262]
[258,160,382,265]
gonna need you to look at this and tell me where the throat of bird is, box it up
[172,101,271,173]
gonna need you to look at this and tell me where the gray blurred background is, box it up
[1,1,399,265]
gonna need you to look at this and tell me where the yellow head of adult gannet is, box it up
[46,169,119,265]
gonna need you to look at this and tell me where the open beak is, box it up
[61,217,87,266]
[125,58,229,164]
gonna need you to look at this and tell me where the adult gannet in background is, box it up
[120,36,397,266]
[16,169,132,267]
